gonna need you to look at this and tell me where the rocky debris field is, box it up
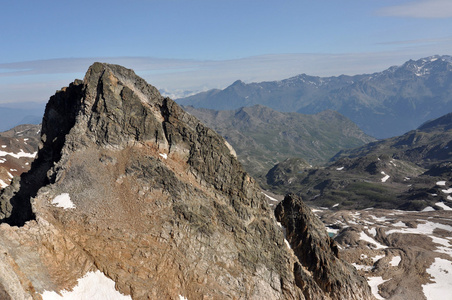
[314,207,452,300]
[0,124,40,189]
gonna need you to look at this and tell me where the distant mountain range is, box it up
[178,55,452,139]
[0,102,44,132]
[264,112,452,211]
[184,105,375,179]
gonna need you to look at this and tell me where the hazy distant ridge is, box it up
[178,55,452,138]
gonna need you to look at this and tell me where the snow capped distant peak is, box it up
[387,55,452,77]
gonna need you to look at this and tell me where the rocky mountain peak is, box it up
[275,194,372,300]
[398,55,452,77]
[0,63,372,299]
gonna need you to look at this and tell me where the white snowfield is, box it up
[422,258,452,300]
[42,270,131,300]
[389,255,401,267]
[380,171,390,183]
[51,193,76,209]
[0,149,37,159]
[359,231,387,249]
[367,276,389,300]
[435,202,452,211]
[386,221,452,258]
[0,179,8,188]
[385,221,452,236]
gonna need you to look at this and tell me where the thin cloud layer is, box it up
[379,0,452,18]
[0,51,448,104]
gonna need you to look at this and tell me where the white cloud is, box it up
[379,0,452,18]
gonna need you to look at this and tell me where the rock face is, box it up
[0,63,372,299]
[275,194,373,300]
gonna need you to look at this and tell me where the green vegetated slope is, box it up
[184,105,375,180]
[178,55,452,139]
[264,112,452,211]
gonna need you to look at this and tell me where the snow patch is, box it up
[422,206,435,212]
[389,256,401,267]
[51,193,75,209]
[359,232,387,249]
[367,276,389,300]
[436,181,446,186]
[284,239,292,249]
[372,254,385,263]
[42,270,131,299]
[0,149,37,159]
[441,188,452,194]
[381,171,390,183]
[370,215,389,223]
[386,221,452,236]
[0,179,8,188]
[179,296,188,300]
[262,192,278,202]
[352,263,373,271]
[332,203,339,208]
[422,258,452,300]
[435,202,452,211]
[392,221,406,227]
[336,166,344,171]
[159,153,168,159]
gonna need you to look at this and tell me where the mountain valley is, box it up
[265,112,452,211]
[183,105,374,179]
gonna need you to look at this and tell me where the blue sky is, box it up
[1,0,452,104]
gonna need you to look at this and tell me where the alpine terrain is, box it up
[0,63,373,299]
[265,112,452,211]
[0,125,40,189]
[262,112,452,299]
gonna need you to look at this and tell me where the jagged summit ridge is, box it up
[0,63,373,299]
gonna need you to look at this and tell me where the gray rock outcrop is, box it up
[275,194,373,299]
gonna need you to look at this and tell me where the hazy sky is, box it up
[1,0,452,104]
